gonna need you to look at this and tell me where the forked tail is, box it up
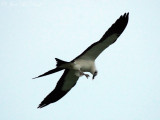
[32,67,63,79]
[55,58,68,67]
[33,58,68,79]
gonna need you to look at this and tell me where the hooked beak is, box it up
[92,75,95,79]
[92,72,97,79]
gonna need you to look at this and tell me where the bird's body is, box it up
[60,59,96,74]
[56,59,96,79]
[33,13,129,108]
[74,59,96,74]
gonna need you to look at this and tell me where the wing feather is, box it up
[38,69,79,108]
[72,13,129,61]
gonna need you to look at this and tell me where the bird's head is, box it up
[92,71,98,79]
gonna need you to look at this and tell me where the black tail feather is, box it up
[55,58,68,67]
[32,67,63,79]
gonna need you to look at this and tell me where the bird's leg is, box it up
[79,71,90,79]
[84,73,90,79]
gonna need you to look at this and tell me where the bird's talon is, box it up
[85,74,90,79]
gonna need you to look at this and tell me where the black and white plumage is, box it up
[33,13,129,108]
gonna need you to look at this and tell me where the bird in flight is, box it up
[33,13,129,108]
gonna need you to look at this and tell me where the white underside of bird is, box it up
[59,59,96,76]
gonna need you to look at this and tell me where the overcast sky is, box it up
[0,0,160,120]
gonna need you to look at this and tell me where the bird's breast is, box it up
[74,59,95,72]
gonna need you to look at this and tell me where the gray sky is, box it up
[0,0,160,120]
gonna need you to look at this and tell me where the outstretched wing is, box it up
[38,69,79,108]
[73,13,129,61]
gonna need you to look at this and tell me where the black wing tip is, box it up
[122,12,129,17]
[37,100,50,108]
[98,12,129,44]
[123,12,129,21]
[119,12,129,20]
[120,12,129,22]
[124,12,129,15]
[37,104,47,109]
[114,12,129,34]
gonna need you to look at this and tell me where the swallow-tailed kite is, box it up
[33,13,129,108]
